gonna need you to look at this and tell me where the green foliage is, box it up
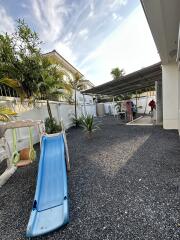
[0,77,25,100]
[0,106,17,122]
[115,102,121,113]
[45,117,62,134]
[69,73,85,91]
[0,19,42,97]
[111,67,125,80]
[69,73,85,121]
[64,92,74,104]
[81,115,100,134]
[36,56,72,120]
[0,19,73,121]
[72,115,83,127]
[37,57,65,100]
[134,86,155,96]
[115,93,132,101]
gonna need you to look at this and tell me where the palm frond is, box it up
[0,106,17,122]
[0,77,26,100]
[0,77,20,88]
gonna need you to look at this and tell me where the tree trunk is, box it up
[74,89,77,126]
[47,99,53,120]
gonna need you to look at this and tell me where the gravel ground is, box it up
[1,116,180,240]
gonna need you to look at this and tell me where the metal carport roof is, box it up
[83,62,162,96]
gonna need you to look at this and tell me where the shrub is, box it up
[45,117,62,134]
[81,115,100,136]
[72,115,83,127]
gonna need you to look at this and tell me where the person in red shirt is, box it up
[148,99,156,116]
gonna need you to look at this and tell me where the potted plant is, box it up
[45,117,62,134]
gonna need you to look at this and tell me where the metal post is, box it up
[83,94,87,116]
[113,97,115,118]
[136,91,138,108]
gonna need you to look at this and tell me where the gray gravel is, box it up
[1,116,180,240]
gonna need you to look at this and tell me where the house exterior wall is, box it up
[178,64,180,133]
[162,63,179,129]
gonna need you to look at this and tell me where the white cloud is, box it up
[32,0,68,42]
[63,32,73,43]
[0,5,15,34]
[112,13,122,21]
[78,5,160,85]
[88,0,95,18]
[54,41,77,65]
[79,28,89,40]
[110,0,128,9]
[88,11,94,18]
[112,13,118,20]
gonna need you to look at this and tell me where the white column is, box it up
[162,63,179,129]
[155,80,163,124]
[178,66,180,133]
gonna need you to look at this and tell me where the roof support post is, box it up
[83,94,87,116]
[113,97,115,118]
[155,80,163,125]
[135,91,138,109]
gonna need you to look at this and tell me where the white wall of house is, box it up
[178,64,180,133]
[76,92,94,105]
[140,0,180,130]
[162,63,180,129]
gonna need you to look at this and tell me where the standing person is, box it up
[131,101,137,119]
[148,99,156,116]
[126,100,133,122]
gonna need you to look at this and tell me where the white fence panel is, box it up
[131,96,156,114]
[104,102,118,115]
[81,104,96,116]
[2,101,96,151]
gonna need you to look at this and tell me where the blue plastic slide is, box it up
[26,134,69,238]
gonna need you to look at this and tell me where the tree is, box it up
[111,67,125,80]
[0,19,42,97]
[37,57,72,120]
[0,19,73,125]
[69,73,85,125]
[0,77,24,121]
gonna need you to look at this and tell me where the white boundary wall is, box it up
[103,96,156,116]
[131,96,156,114]
[3,101,96,151]
[104,102,117,115]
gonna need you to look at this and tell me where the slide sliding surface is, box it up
[26,134,69,238]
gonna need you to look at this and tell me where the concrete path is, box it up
[127,115,154,125]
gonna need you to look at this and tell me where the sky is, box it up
[0,0,160,85]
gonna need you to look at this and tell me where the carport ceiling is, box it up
[83,62,162,96]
